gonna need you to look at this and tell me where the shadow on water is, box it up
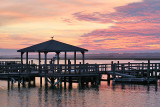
[111,80,158,92]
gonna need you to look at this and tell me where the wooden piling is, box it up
[147,60,150,79]
[18,77,21,88]
[64,77,66,88]
[107,74,110,81]
[78,77,81,87]
[7,77,10,89]
[22,77,25,87]
[33,77,36,86]
[44,52,48,87]
[142,62,144,77]
[151,63,154,77]
[155,64,157,80]
[40,77,42,87]
[112,63,116,78]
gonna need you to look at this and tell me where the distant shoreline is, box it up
[1,57,160,60]
[1,53,160,60]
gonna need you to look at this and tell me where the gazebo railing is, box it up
[40,64,99,74]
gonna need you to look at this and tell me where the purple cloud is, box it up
[77,0,160,52]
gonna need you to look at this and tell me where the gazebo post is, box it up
[20,52,24,73]
[64,51,67,86]
[18,52,24,88]
[26,52,31,87]
[65,51,67,72]
[26,52,28,69]
[81,51,85,64]
[56,52,60,65]
[20,52,25,87]
[38,52,42,87]
[74,51,76,73]
[21,52,24,65]
[44,52,48,87]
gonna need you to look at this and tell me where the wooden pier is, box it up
[0,60,160,88]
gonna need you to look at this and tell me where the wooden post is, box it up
[18,77,21,88]
[44,52,48,87]
[56,52,60,74]
[86,63,89,73]
[20,52,24,73]
[107,74,110,81]
[111,61,113,64]
[121,64,125,74]
[112,63,116,78]
[39,52,42,87]
[51,78,54,84]
[56,52,60,65]
[21,52,24,64]
[22,77,25,87]
[26,52,28,72]
[79,76,82,87]
[74,51,76,73]
[21,52,24,87]
[117,61,119,70]
[38,52,41,73]
[128,62,130,71]
[26,52,30,87]
[64,77,66,88]
[81,51,85,64]
[155,64,157,80]
[111,61,113,72]
[26,52,31,87]
[79,62,81,74]
[8,77,10,89]
[68,59,71,74]
[68,59,72,85]
[151,64,154,77]
[65,52,67,73]
[147,60,150,79]
[142,62,144,77]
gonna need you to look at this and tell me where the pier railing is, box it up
[0,62,160,78]
[0,63,99,75]
[40,64,99,74]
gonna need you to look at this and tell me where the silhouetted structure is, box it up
[17,39,88,87]
[17,39,88,65]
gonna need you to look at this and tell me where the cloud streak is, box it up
[77,0,160,52]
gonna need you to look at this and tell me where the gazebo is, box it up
[17,38,88,70]
[17,38,88,86]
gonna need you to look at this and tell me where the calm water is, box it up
[1,59,160,107]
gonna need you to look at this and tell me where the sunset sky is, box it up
[1,0,160,55]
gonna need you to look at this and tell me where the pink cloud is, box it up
[76,0,160,52]
[0,33,45,49]
[73,12,113,23]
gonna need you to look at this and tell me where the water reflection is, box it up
[1,80,160,107]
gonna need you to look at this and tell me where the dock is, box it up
[0,60,160,88]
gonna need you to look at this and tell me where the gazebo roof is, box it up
[17,39,88,52]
